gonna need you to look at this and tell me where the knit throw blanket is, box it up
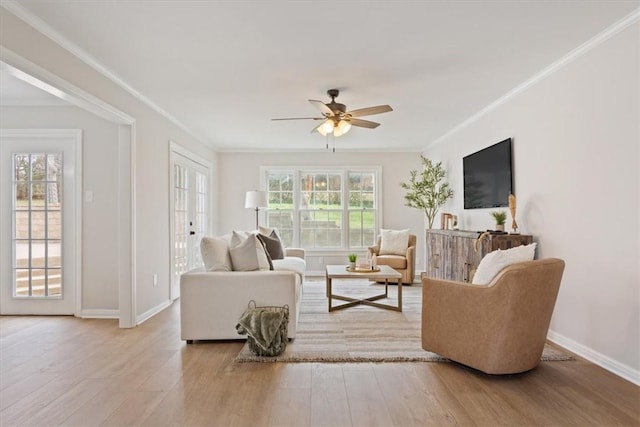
[236,307,287,352]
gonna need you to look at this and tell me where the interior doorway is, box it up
[1,55,136,327]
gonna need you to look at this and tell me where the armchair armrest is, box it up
[368,244,380,255]
[405,244,415,261]
[285,247,305,259]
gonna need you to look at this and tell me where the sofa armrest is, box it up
[285,247,305,259]
[180,269,302,340]
[368,244,380,255]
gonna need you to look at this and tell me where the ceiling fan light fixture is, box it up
[323,120,335,133]
[338,119,351,134]
[318,120,334,136]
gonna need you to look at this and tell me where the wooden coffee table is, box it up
[325,265,403,312]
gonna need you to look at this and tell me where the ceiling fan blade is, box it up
[309,100,335,116]
[272,117,324,121]
[348,105,393,117]
[350,118,380,129]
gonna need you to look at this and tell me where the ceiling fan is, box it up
[272,89,393,137]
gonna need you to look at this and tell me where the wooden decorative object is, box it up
[509,193,518,234]
[440,212,453,230]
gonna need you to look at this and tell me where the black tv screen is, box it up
[463,138,513,209]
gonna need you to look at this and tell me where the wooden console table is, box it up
[424,230,533,282]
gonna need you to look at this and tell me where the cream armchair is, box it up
[368,234,416,285]
[421,258,565,374]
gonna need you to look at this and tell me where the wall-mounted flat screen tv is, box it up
[463,138,513,209]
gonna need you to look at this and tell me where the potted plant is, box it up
[400,156,454,229]
[348,253,357,269]
[491,210,507,231]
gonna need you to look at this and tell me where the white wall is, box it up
[1,9,216,322]
[423,22,639,381]
[0,105,120,312]
[217,151,425,275]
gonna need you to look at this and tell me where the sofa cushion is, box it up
[472,243,537,285]
[229,231,270,271]
[379,228,410,256]
[272,257,306,280]
[376,254,407,270]
[201,236,232,271]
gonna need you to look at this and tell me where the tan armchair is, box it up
[421,258,565,374]
[368,234,416,285]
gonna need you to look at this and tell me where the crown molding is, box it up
[214,146,423,154]
[1,0,211,147]
[0,97,70,107]
[425,8,640,150]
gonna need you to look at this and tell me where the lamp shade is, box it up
[245,190,267,209]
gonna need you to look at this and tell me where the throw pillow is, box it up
[379,229,410,256]
[258,226,286,259]
[256,234,274,270]
[472,243,538,285]
[200,236,232,271]
[257,232,284,260]
[229,231,270,271]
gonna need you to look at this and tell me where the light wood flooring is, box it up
[1,301,638,426]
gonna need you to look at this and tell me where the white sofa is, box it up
[180,248,305,343]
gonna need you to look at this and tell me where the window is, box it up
[262,167,381,250]
[266,172,294,245]
[348,171,376,248]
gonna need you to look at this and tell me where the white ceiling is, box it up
[2,1,638,151]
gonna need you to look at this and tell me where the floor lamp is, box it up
[245,190,267,230]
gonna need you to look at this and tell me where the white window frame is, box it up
[260,165,382,252]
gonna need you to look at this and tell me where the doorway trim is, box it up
[1,47,137,327]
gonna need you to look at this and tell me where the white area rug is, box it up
[235,279,572,363]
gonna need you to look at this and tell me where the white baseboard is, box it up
[547,329,639,386]
[79,309,119,319]
[136,299,172,325]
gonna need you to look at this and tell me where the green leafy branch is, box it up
[400,156,453,229]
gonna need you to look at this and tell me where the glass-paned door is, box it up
[170,150,209,300]
[1,131,80,315]
[13,153,63,297]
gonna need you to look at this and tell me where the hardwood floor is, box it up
[1,302,638,426]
